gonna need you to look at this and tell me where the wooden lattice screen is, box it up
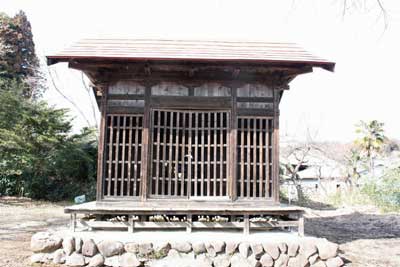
[150,109,230,198]
[237,117,273,198]
[104,114,143,197]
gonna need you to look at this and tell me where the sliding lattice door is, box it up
[104,114,143,197]
[150,109,230,198]
[237,117,273,199]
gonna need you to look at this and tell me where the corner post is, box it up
[96,84,108,201]
[272,90,280,203]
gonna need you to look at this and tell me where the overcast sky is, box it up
[2,0,400,142]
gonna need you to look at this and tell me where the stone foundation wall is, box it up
[30,232,345,267]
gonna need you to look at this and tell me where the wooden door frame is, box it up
[146,105,232,200]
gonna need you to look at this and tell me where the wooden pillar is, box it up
[140,83,152,201]
[272,90,280,203]
[298,213,305,237]
[128,215,135,233]
[243,214,250,235]
[229,84,238,200]
[186,214,193,233]
[70,213,77,232]
[96,85,108,201]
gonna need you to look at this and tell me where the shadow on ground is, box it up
[306,211,400,244]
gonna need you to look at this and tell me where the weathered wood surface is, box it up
[65,201,304,215]
[96,80,283,203]
[79,220,300,229]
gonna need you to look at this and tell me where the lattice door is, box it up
[237,117,273,199]
[104,114,143,197]
[150,109,230,198]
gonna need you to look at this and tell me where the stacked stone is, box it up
[30,232,345,267]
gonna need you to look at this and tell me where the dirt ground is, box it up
[0,197,399,267]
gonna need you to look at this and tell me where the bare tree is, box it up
[343,0,389,29]
[81,73,99,131]
[47,66,92,128]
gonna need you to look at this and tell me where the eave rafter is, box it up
[68,60,313,89]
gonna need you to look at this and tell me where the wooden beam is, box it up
[149,96,231,109]
[237,97,274,103]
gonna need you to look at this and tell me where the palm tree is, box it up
[355,120,386,177]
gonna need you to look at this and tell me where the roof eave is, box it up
[46,55,335,72]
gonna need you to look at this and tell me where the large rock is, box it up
[287,243,299,257]
[238,243,250,258]
[66,252,85,267]
[289,254,310,267]
[152,252,212,267]
[125,243,139,254]
[171,241,192,253]
[326,257,344,267]
[104,255,120,267]
[211,241,226,254]
[63,236,75,256]
[311,259,327,267]
[98,240,125,257]
[153,242,171,257]
[250,243,264,258]
[309,254,319,265]
[53,249,66,264]
[88,254,105,267]
[274,253,289,267]
[196,253,213,267]
[120,252,141,267]
[205,242,216,257]
[225,241,238,255]
[82,239,98,257]
[75,237,83,253]
[84,256,91,265]
[278,243,288,254]
[247,254,261,267]
[138,243,153,256]
[316,241,339,260]
[230,253,252,267]
[192,242,206,254]
[299,240,318,259]
[213,254,231,267]
[262,243,280,260]
[167,249,180,258]
[30,253,46,264]
[287,256,300,267]
[259,253,274,267]
[31,232,63,253]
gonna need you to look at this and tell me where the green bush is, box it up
[362,168,400,211]
[0,85,98,201]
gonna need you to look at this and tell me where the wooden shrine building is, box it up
[47,39,334,234]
